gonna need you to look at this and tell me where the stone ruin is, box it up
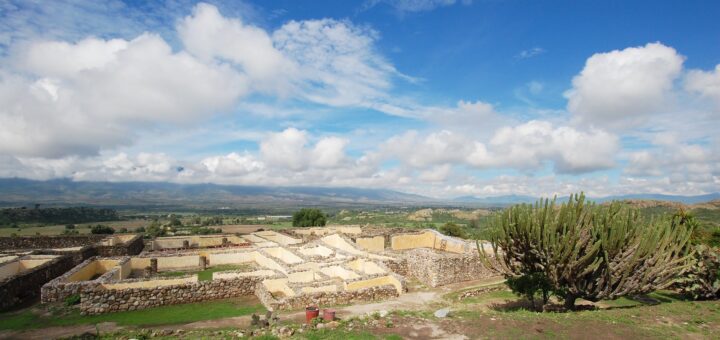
[0,234,144,310]
[35,228,496,315]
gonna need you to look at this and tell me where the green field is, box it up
[0,298,264,331]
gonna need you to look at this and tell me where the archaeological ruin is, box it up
[2,228,496,314]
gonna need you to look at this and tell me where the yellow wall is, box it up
[208,252,254,266]
[252,252,287,274]
[254,231,301,246]
[298,246,333,257]
[301,285,337,294]
[0,261,20,280]
[346,259,385,275]
[130,257,151,270]
[263,279,295,297]
[157,256,200,271]
[320,266,359,280]
[345,275,403,294]
[214,270,276,280]
[67,261,98,282]
[287,270,322,283]
[264,247,303,264]
[390,232,435,250]
[356,236,385,252]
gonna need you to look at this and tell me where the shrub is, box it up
[676,245,720,300]
[145,224,165,238]
[292,209,327,227]
[483,193,694,310]
[118,227,128,233]
[506,272,553,311]
[135,226,146,233]
[439,222,466,238]
[90,225,115,234]
[64,224,75,230]
[64,294,80,306]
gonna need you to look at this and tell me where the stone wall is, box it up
[0,235,107,250]
[256,282,399,311]
[404,248,494,287]
[79,276,263,314]
[38,246,97,265]
[1,255,74,310]
[41,257,107,303]
[96,235,144,257]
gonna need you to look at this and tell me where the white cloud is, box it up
[383,121,618,174]
[516,47,545,59]
[0,33,245,158]
[361,0,462,13]
[201,152,264,176]
[685,64,720,109]
[565,42,684,129]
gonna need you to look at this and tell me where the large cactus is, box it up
[485,193,694,310]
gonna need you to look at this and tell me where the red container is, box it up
[322,308,335,321]
[305,306,319,323]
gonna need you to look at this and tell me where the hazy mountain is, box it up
[455,192,720,206]
[0,178,432,209]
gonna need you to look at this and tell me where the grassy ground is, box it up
[157,264,252,281]
[0,297,264,331]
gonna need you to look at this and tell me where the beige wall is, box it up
[0,261,20,281]
[254,231,301,245]
[390,232,435,250]
[346,259,385,275]
[345,275,403,294]
[67,261,99,282]
[301,285,337,294]
[356,236,385,252]
[264,247,304,264]
[214,270,275,280]
[263,278,295,297]
[287,270,322,283]
[157,256,200,271]
[252,252,287,274]
[320,266,359,280]
[208,252,254,266]
[298,246,333,257]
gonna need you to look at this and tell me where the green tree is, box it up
[482,193,694,310]
[439,222,466,238]
[676,245,720,300]
[90,224,114,234]
[292,208,327,227]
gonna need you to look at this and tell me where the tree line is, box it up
[0,207,120,226]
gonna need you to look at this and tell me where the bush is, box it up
[64,294,81,306]
[292,209,327,227]
[506,272,553,311]
[439,222,466,238]
[90,224,115,234]
[62,229,79,235]
[118,227,128,233]
[64,224,75,230]
[484,193,694,310]
[676,245,720,300]
[135,226,146,233]
[145,224,165,238]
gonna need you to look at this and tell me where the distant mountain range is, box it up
[0,178,717,210]
[454,192,720,205]
[0,178,432,209]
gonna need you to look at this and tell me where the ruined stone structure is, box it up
[0,254,74,310]
[37,228,495,315]
[0,234,144,310]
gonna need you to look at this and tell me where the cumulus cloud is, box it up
[685,64,720,109]
[565,42,684,129]
[382,121,618,174]
[0,33,244,158]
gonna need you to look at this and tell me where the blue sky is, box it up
[0,0,718,198]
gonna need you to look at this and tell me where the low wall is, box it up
[1,255,74,310]
[404,248,494,287]
[256,283,399,311]
[41,257,130,303]
[0,235,107,250]
[80,276,263,314]
[96,235,144,257]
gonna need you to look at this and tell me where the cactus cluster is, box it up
[481,193,695,310]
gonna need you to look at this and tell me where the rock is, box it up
[326,321,340,330]
[277,326,294,337]
[316,323,326,330]
[378,310,389,318]
[434,307,451,318]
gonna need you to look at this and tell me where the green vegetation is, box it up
[676,245,720,300]
[157,264,252,281]
[438,222,466,238]
[292,208,327,227]
[90,224,115,234]
[0,207,119,226]
[64,294,80,306]
[484,193,695,310]
[0,298,264,330]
